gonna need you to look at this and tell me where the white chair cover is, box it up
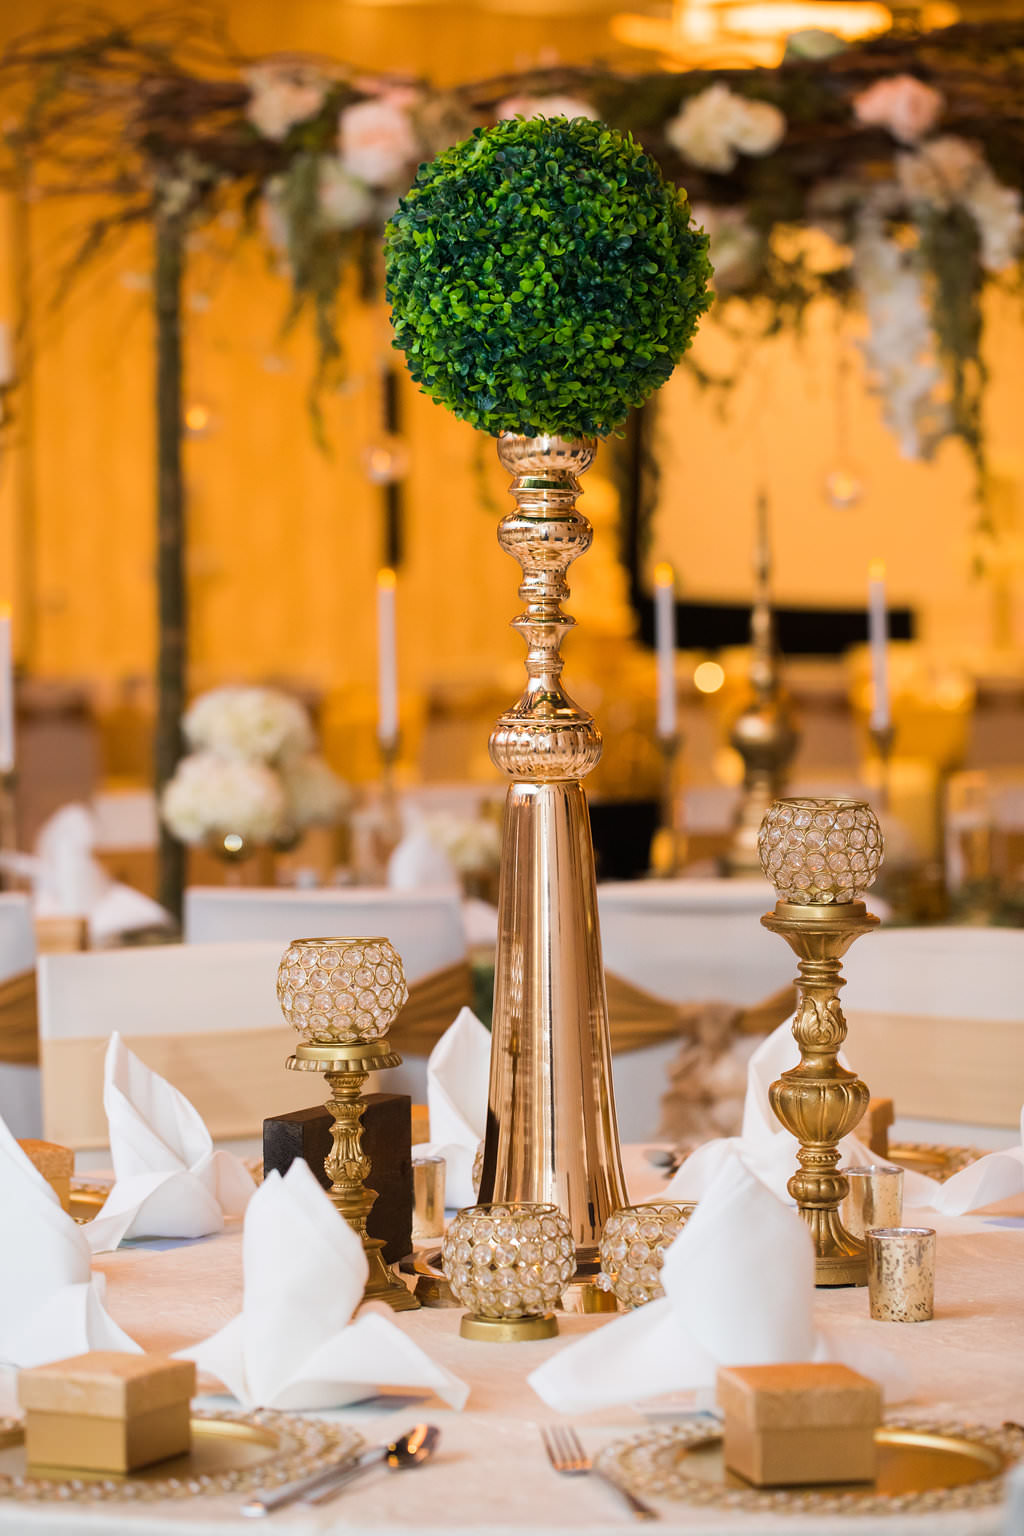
[0,893,41,1138]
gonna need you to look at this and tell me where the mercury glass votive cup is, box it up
[867,1227,936,1322]
[441,1202,574,1341]
[842,1165,904,1242]
[412,1155,446,1241]
[597,1202,697,1308]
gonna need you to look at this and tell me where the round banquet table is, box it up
[1,1149,1023,1536]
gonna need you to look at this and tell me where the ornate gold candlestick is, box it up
[478,434,628,1287]
[650,733,687,877]
[724,495,797,877]
[757,797,885,1287]
[277,936,419,1312]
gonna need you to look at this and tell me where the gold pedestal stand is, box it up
[479,435,629,1279]
[758,798,885,1288]
[276,936,419,1313]
[286,1040,418,1312]
[724,496,797,878]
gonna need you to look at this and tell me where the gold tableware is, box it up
[597,1418,1020,1514]
[541,1423,658,1522]
[68,1179,112,1224]
[841,1164,904,1242]
[441,1201,574,1341]
[867,1226,936,1322]
[888,1142,983,1183]
[597,1202,696,1308]
[412,1154,446,1241]
[278,936,418,1313]
[758,796,884,1287]
[0,1410,360,1503]
[479,435,628,1301]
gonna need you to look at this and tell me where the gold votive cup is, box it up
[412,1154,446,1241]
[841,1165,904,1242]
[866,1227,936,1322]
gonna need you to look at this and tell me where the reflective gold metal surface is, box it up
[458,1313,558,1342]
[479,435,628,1267]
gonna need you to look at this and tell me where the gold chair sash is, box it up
[0,969,38,1066]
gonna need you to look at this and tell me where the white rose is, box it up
[691,203,760,292]
[965,176,1024,273]
[183,687,314,763]
[495,94,597,123]
[280,754,351,829]
[339,96,418,188]
[727,97,786,157]
[244,62,329,142]
[666,84,785,173]
[897,135,981,208]
[161,752,287,845]
[317,159,373,230]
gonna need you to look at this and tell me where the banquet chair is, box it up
[0,892,42,1137]
[843,927,1024,1146]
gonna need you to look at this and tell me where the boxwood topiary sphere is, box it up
[384,116,712,440]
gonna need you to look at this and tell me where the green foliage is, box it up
[384,116,712,439]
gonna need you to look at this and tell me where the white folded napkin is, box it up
[529,1151,903,1414]
[387,809,459,891]
[926,1108,1024,1215]
[86,1033,255,1254]
[411,1006,490,1209]
[180,1160,469,1411]
[0,1116,140,1367]
[27,804,173,943]
[661,1020,940,1208]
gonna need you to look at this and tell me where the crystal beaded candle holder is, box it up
[597,1202,697,1308]
[276,937,408,1045]
[758,799,883,905]
[441,1202,574,1341]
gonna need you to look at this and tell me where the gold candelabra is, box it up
[724,495,798,877]
[278,936,418,1312]
[650,732,687,877]
[478,434,627,1297]
[758,797,885,1287]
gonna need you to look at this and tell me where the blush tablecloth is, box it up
[1,1148,1022,1536]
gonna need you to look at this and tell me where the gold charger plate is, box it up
[68,1178,111,1223]
[0,1410,361,1504]
[888,1142,984,1183]
[598,1419,1023,1515]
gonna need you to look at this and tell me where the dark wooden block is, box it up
[263,1094,412,1264]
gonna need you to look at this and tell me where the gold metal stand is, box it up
[286,1037,419,1313]
[460,1313,557,1342]
[724,495,797,877]
[479,435,628,1274]
[650,733,686,877]
[758,797,886,1288]
[869,724,895,813]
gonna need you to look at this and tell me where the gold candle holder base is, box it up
[650,733,686,877]
[286,1036,419,1314]
[459,1313,558,1342]
[560,1273,620,1315]
[868,724,895,814]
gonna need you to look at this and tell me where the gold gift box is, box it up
[18,1352,196,1473]
[17,1139,73,1212]
[718,1363,882,1487]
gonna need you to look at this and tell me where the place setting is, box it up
[0,6,1023,1532]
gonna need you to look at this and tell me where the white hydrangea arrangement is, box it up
[162,687,350,848]
[422,811,502,878]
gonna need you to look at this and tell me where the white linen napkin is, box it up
[661,1020,941,1208]
[926,1107,1024,1215]
[86,1033,255,1254]
[0,1116,140,1367]
[529,1151,902,1414]
[27,804,172,943]
[180,1160,469,1411]
[411,1006,490,1209]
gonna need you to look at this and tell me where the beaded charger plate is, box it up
[0,1410,361,1505]
[597,1419,1023,1516]
[889,1143,985,1182]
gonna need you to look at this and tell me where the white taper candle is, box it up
[867,560,890,731]
[654,562,677,740]
[376,568,398,745]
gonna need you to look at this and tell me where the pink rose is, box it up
[853,75,943,146]
[339,95,418,188]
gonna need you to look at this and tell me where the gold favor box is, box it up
[718,1363,882,1487]
[18,1352,196,1473]
[18,1139,73,1212]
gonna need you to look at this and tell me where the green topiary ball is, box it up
[384,116,712,440]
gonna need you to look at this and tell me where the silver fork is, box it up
[540,1424,658,1522]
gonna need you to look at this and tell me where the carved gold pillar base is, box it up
[757,797,886,1289]
[286,1040,419,1314]
[479,435,628,1271]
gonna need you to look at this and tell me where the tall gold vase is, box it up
[477,436,628,1279]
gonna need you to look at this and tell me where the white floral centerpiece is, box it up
[161,687,350,856]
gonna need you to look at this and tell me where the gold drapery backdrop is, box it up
[0,0,1021,790]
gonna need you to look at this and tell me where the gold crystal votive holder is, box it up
[279,937,417,1313]
[758,797,885,1289]
[596,1202,697,1308]
[841,1165,904,1242]
[441,1203,574,1341]
[867,1227,936,1322]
